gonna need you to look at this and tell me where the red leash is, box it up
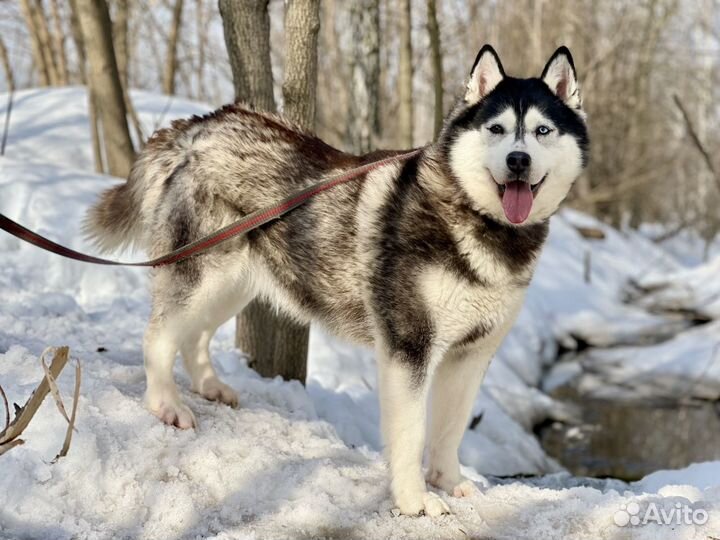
[0,149,421,268]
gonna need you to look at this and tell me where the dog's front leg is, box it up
[377,346,450,516]
[426,344,494,498]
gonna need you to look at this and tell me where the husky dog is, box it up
[86,45,588,516]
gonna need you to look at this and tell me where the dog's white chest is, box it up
[419,265,526,348]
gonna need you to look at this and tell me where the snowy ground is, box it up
[1,88,719,539]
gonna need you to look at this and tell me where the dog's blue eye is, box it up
[536,125,552,136]
[488,124,505,135]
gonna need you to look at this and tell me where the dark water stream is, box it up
[538,385,720,481]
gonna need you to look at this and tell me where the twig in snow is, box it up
[53,360,82,463]
[0,89,13,156]
[41,348,72,425]
[0,384,8,431]
[0,346,70,456]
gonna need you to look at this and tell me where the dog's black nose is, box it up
[506,151,531,175]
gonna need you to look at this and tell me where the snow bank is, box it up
[633,255,720,320]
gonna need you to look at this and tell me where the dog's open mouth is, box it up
[495,174,547,225]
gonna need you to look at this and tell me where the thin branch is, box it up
[0,384,8,431]
[673,93,720,194]
[53,360,81,462]
[41,349,72,424]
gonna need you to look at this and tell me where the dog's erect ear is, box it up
[541,46,582,110]
[465,45,505,104]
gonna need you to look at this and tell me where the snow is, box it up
[553,321,720,402]
[633,255,720,320]
[1,87,719,539]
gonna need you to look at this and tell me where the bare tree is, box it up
[315,0,350,147]
[219,0,276,112]
[75,0,135,178]
[49,0,69,85]
[426,0,443,138]
[219,0,319,383]
[110,0,144,146]
[349,0,380,153]
[245,0,322,382]
[33,0,61,85]
[68,0,87,84]
[398,0,414,147]
[283,0,320,126]
[112,0,130,89]
[163,0,184,95]
[0,37,14,92]
[19,0,51,85]
[195,0,209,101]
[67,0,103,171]
[218,0,280,380]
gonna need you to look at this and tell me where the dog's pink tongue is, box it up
[502,181,533,224]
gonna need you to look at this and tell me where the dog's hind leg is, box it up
[144,312,197,429]
[180,328,239,408]
[144,261,252,428]
[426,344,494,498]
[377,345,450,517]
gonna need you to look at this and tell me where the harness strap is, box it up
[0,148,421,268]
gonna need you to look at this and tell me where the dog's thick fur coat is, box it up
[86,45,588,515]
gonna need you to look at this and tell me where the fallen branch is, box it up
[575,226,606,240]
[0,346,70,456]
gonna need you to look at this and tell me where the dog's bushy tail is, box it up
[83,179,143,253]
[84,121,196,253]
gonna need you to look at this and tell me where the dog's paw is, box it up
[152,400,197,429]
[427,470,480,498]
[394,491,451,517]
[195,377,239,408]
[451,479,480,498]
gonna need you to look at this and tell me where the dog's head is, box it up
[443,45,589,226]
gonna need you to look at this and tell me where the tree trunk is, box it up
[75,0,135,178]
[111,0,144,147]
[32,0,61,86]
[349,0,380,154]
[398,0,414,147]
[163,0,184,95]
[219,0,317,383]
[88,89,105,173]
[196,0,209,100]
[19,0,51,86]
[68,0,87,84]
[0,37,14,92]
[68,0,100,170]
[49,0,69,85]
[112,0,130,89]
[426,0,443,138]
[282,0,320,127]
[243,0,320,383]
[218,0,276,112]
